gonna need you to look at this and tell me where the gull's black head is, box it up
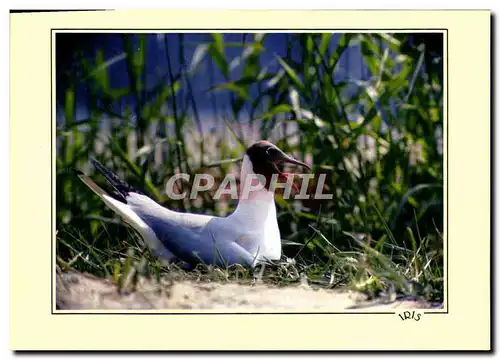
[245,141,311,191]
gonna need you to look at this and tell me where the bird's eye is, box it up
[266,147,278,156]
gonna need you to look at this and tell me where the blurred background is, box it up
[56,32,444,299]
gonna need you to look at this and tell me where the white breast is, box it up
[218,155,282,260]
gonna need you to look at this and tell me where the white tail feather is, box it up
[78,173,175,259]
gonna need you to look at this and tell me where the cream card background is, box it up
[10,10,490,350]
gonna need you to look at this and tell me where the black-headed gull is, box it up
[77,141,311,268]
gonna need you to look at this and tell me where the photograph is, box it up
[54,31,445,312]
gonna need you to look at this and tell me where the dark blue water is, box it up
[55,32,442,129]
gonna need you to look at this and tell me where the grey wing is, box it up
[126,193,214,228]
[135,212,257,268]
[126,193,257,267]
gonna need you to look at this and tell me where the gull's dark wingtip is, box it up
[89,157,101,167]
[88,157,146,202]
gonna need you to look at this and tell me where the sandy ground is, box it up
[56,270,442,311]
